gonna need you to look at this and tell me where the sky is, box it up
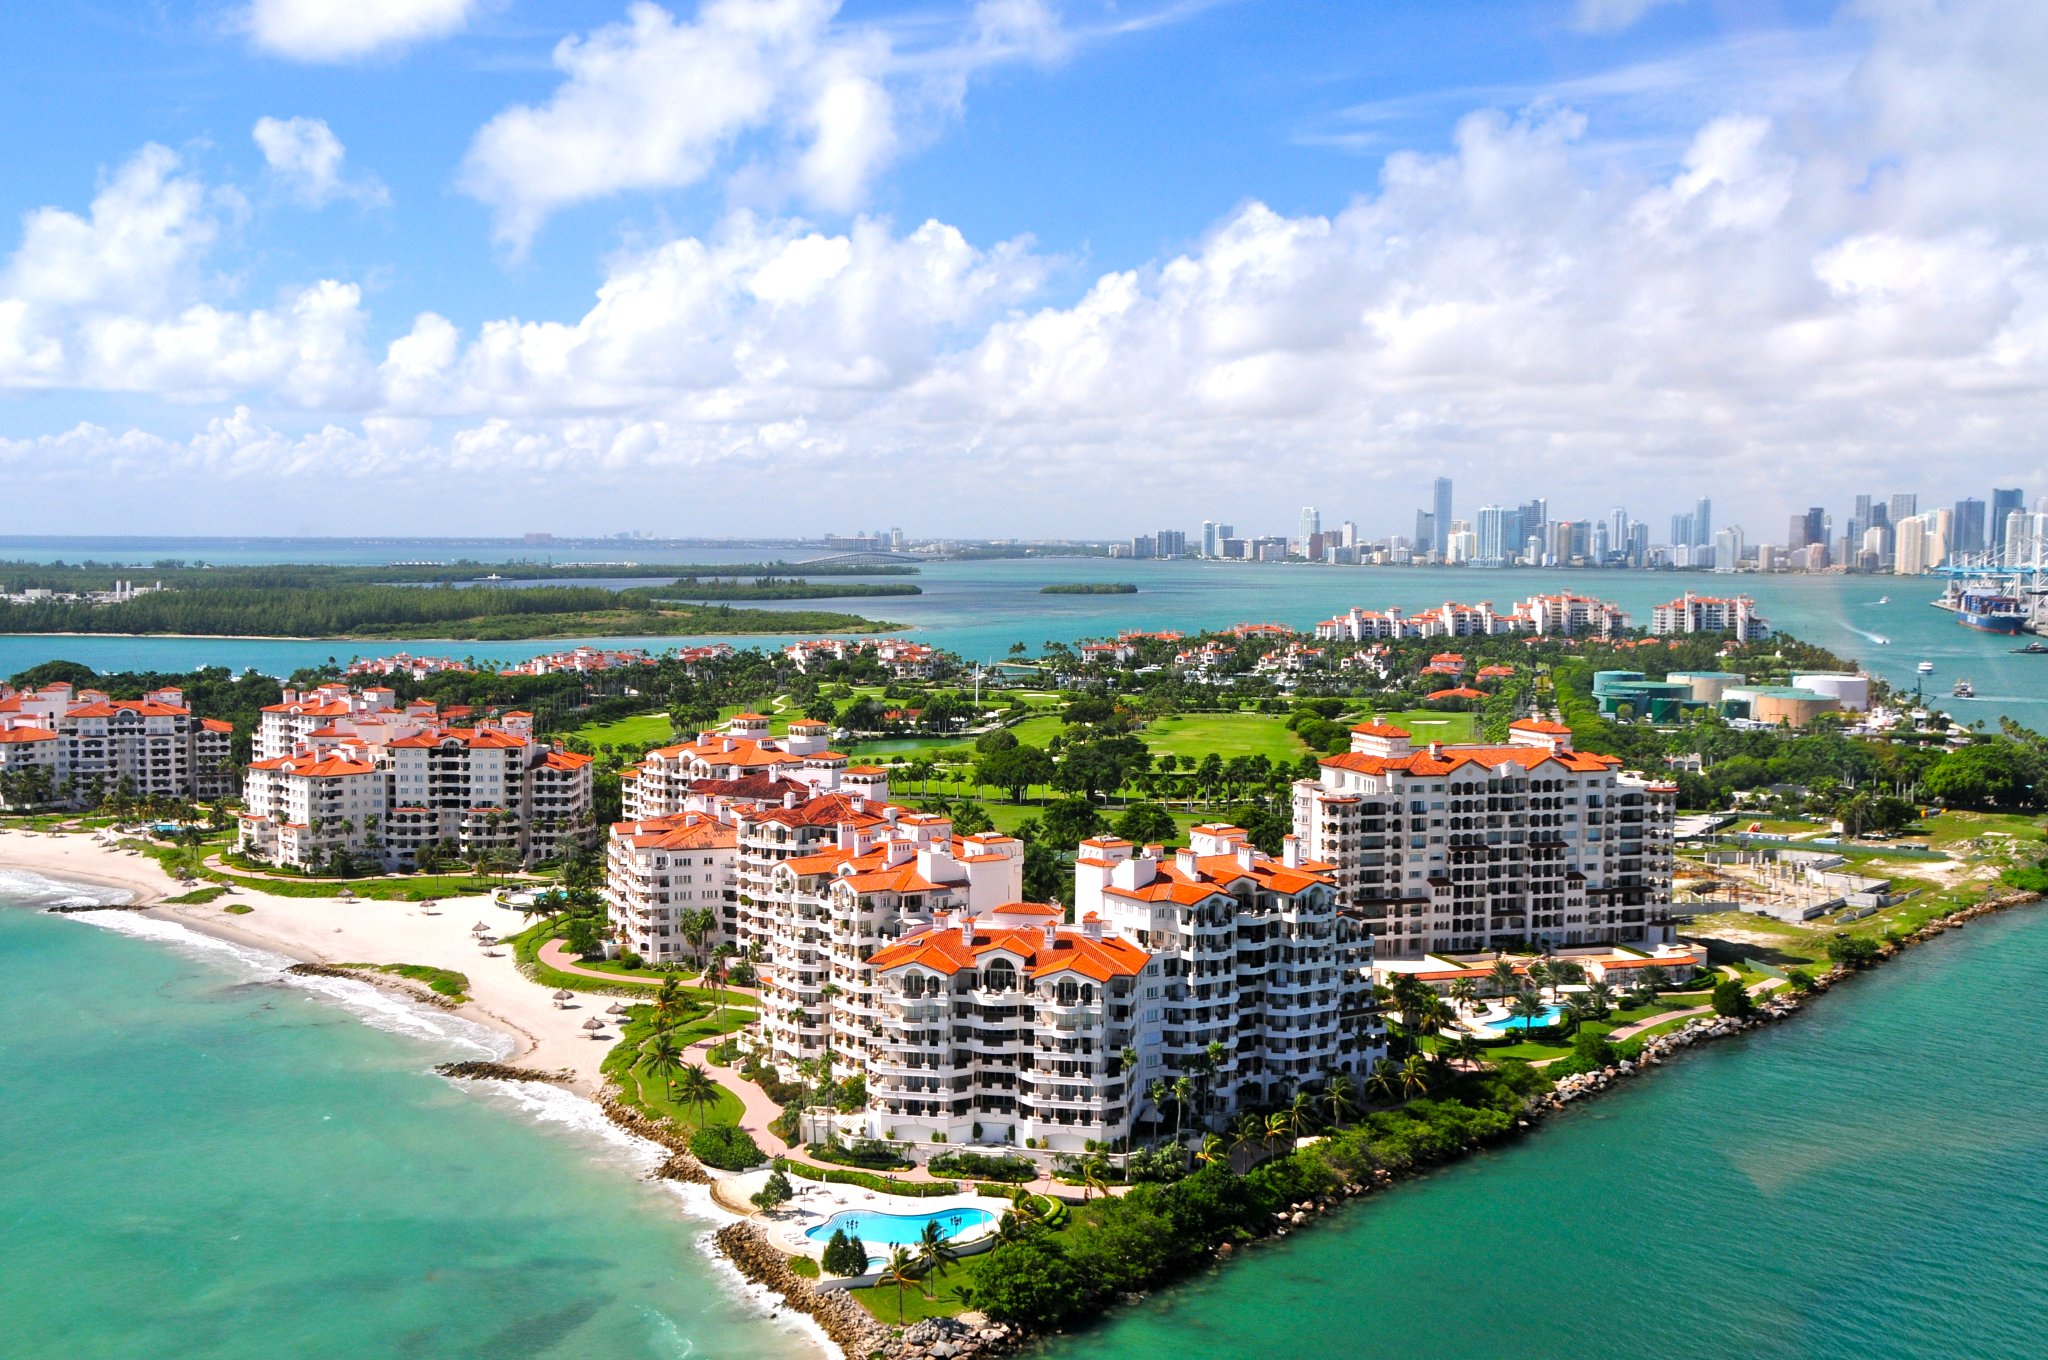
[0,0,2042,541]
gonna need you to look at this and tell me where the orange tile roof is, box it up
[868,919,1148,982]
[1511,718,1574,734]
[1321,745,1622,777]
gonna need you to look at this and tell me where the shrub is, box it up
[691,1125,767,1171]
[820,1228,870,1277]
[807,1138,912,1171]
[1785,967,1817,993]
[970,1237,1085,1330]
[928,1150,1036,1182]
[750,1167,793,1210]
[1710,978,1752,1017]
[1824,932,1882,969]
[617,952,643,970]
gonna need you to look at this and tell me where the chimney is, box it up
[783,790,798,809]
[1174,847,1199,879]
[1430,741,1444,758]
[1235,842,1256,872]
[959,914,974,948]
[1043,921,1058,950]
[1082,914,1103,940]
[1282,835,1302,869]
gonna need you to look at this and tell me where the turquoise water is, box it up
[1483,1003,1565,1031]
[0,560,2036,729]
[0,873,815,1360]
[802,1208,993,1247]
[1044,907,2048,1360]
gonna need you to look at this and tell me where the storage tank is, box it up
[1791,672,1870,712]
[1668,670,1745,704]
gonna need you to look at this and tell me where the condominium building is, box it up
[864,910,1153,1151]
[1650,592,1770,641]
[0,683,234,807]
[237,704,594,872]
[1291,719,1678,960]
[605,812,740,964]
[1072,826,1386,1121]
[1315,593,1628,643]
[621,715,861,819]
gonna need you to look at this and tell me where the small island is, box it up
[1040,582,1138,595]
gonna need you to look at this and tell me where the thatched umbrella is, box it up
[553,989,574,1009]
[605,1002,626,1016]
[582,1017,606,1039]
[471,921,490,934]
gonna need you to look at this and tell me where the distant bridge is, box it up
[798,550,927,566]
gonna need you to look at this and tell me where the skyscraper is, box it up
[1889,493,1918,530]
[1201,520,1218,558]
[1414,510,1435,553]
[1432,477,1453,558]
[1476,505,1513,563]
[1609,508,1628,557]
[1670,512,1693,548]
[1953,498,1986,556]
[1299,506,1321,546]
[1693,497,1712,548]
[1992,488,2025,553]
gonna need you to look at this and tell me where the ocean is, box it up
[0,873,816,1360]
[0,555,2037,730]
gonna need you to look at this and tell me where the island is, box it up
[1039,582,1138,594]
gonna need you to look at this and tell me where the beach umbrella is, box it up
[606,1002,626,1015]
[582,1017,606,1038]
[471,921,490,933]
[553,989,574,1008]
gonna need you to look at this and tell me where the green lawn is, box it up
[569,712,676,750]
[848,1269,976,1325]
[1140,712,1310,762]
[603,1006,746,1132]
[1372,708,1478,744]
[332,961,472,1002]
[1915,809,2046,850]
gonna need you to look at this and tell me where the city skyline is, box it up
[0,1,2044,534]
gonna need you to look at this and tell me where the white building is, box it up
[605,812,739,964]
[1649,592,1771,641]
[1291,719,1678,960]
[0,683,234,808]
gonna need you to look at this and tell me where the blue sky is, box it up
[0,0,2037,539]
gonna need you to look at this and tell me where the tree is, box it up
[1824,932,1882,969]
[1397,1053,1432,1099]
[1924,741,2042,810]
[821,1228,869,1277]
[1488,957,1520,999]
[1710,977,1753,1017]
[1508,989,1551,1032]
[1039,796,1104,848]
[749,1166,794,1210]
[970,1236,1082,1330]
[975,744,1053,802]
[1448,977,1480,1016]
[1322,1073,1356,1128]
[643,1033,683,1099]
[879,1246,927,1323]
[915,1218,962,1285]
[1112,802,1177,845]
[672,1063,720,1127]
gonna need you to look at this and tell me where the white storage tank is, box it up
[1792,672,1870,712]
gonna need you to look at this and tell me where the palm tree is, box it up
[1488,957,1520,999]
[1286,1089,1319,1139]
[1264,1111,1293,1149]
[653,976,684,1031]
[672,1063,719,1127]
[1322,1074,1356,1129]
[1449,977,1480,1017]
[915,1220,960,1285]
[1080,1154,1112,1201]
[1526,960,1554,1002]
[1585,981,1618,1018]
[1195,1133,1226,1167]
[1508,989,1551,1033]
[1367,1063,1400,1104]
[1397,1054,1432,1099]
[644,1034,683,1100]
[1444,1033,1487,1071]
[1170,1075,1193,1149]
[1228,1110,1265,1155]
[877,1247,924,1323]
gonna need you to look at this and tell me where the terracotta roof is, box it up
[1321,745,1623,777]
[868,920,1148,982]
[1350,721,1411,737]
[1510,719,1574,735]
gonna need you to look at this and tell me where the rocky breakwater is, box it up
[594,1091,710,1185]
[435,1060,573,1083]
[286,962,464,1010]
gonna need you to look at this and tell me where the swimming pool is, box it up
[1483,1004,1566,1031]
[802,1207,994,1247]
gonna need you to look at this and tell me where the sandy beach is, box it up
[0,831,624,1093]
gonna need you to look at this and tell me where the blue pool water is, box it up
[804,1207,993,1246]
[1488,1004,1566,1031]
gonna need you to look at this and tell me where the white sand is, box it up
[0,831,623,1093]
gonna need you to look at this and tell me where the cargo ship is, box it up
[1934,580,2030,634]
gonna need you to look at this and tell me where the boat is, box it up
[1877,595,1890,605]
[1935,579,2030,634]
[1918,660,1936,675]
[2015,641,2048,655]
[1953,679,1975,699]
[1871,635,1889,645]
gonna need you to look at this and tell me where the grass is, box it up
[1140,712,1311,763]
[509,920,756,1010]
[569,712,678,750]
[163,885,229,905]
[332,961,473,1002]
[849,1269,977,1325]
[602,1006,746,1132]
[222,903,253,915]
[1371,708,1479,744]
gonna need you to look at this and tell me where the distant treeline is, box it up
[1040,583,1138,595]
[0,558,917,591]
[0,582,894,640]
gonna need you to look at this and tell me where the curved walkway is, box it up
[536,939,761,998]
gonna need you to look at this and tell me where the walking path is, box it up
[537,939,762,998]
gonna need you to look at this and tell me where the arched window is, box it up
[985,959,1017,992]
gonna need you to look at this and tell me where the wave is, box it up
[463,1079,663,1175]
[692,1223,837,1358]
[58,906,505,1058]
[0,865,134,911]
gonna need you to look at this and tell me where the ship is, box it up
[1953,678,1976,699]
[1934,578,2030,634]
[1918,660,1936,675]
[2016,641,2048,655]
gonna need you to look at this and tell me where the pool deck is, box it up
[720,1170,1011,1261]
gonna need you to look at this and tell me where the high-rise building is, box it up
[1609,508,1628,556]
[1712,525,1743,571]
[1693,497,1713,548]
[1216,522,1235,541]
[1953,498,1986,557]
[1432,477,1453,558]
[1476,505,1513,564]
[1201,520,1218,558]
[1415,510,1436,555]
[1592,519,1611,561]
[1627,519,1649,565]
[1299,506,1321,547]
[1893,515,1930,574]
[1670,513,1693,548]
[1890,494,1918,529]
[1155,529,1186,558]
[1992,488,2025,553]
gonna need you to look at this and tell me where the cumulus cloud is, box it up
[12,0,2048,532]
[458,0,1092,249]
[253,117,389,208]
[241,0,481,62]
[0,146,372,404]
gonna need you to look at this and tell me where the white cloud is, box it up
[14,0,2048,534]
[458,0,1100,249]
[0,146,373,404]
[241,0,481,62]
[1574,0,1688,33]
[253,117,388,208]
